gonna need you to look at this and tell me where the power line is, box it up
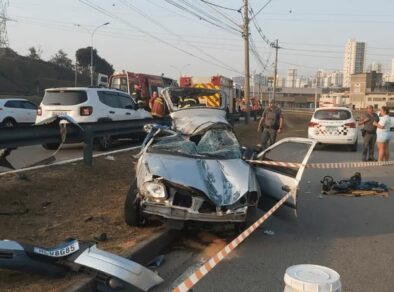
[249,7,272,47]
[200,0,241,28]
[163,0,241,34]
[250,0,274,20]
[199,0,241,12]
[78,0,243,74]
[119,0,241,74]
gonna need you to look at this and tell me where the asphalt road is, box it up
[156,133,394,292]
[0,140,141,173]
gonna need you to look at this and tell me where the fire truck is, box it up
[109,71,177,100]
[179,75,240,113]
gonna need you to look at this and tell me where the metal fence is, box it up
[0,117,171,167]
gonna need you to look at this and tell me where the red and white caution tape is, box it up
[172,192,292,292]
[248,160,394,169]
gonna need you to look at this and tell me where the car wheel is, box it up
[97,135,112,151]
[233,206,257,235]
[350,140,358,152]
[124,181,145,227]
[42,143,61,150]
[2,118,17,128]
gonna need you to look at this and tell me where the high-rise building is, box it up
[391,59,394,82]
[286,69,297,88]
[343,39,366,88]
[369,62,383,73]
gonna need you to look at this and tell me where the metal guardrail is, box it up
[0,117,171,167]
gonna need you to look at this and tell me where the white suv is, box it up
[0,98,38,127]
[36,87,152,149]
[308,107,358,151]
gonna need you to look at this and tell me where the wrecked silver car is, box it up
[124,87,316,229]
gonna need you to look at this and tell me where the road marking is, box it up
[0,145,141,177]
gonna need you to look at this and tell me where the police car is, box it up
[308,107,358,151]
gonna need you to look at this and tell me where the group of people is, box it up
[359,105,392,162]
[256,102,392,162]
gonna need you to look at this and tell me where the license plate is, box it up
[52,111,67,116]
[325,126,337,131]
[33,240,79,257]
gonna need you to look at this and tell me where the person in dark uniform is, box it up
[359,105,379,161]
[257,101,284,150]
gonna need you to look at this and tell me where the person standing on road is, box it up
[359,105,379,161]
[257,101,284,150]
[149,92,167,118]
[373,106,392,161]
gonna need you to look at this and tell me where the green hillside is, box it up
[0,48,89,96]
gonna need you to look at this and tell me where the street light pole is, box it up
[76,22,110,86]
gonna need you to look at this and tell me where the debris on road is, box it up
[0,239,164,291]
[263,230,275,236]
[105,155,116,161]
[321,172,390,197]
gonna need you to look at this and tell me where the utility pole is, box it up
[0,0,10,48]
[271,39,280,102]
[243,0,250,124]
[74,55,78,87]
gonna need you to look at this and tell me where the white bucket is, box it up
[284,264,342,292]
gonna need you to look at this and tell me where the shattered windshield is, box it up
[150,129,241,159]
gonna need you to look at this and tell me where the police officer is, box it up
[359,105,379,161]
[257,101,284,150]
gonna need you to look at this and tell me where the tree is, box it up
[27,46,42,60]
[50,49,73,69]
[76,47,114,76]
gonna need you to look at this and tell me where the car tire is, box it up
[124,181,145,227]
[42,143,61,150]
[2,118,17,128]
[233,206,257,235]
[97,135,112,151]
[350,140,358,152]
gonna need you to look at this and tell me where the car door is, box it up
[4,100,22,123]
[20,101,37,123]
[252,137,316,219]
[118,93,138,120]
[97,91,120,121]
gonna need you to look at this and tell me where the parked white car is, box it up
[308,107,358,151]
[0,98,38,127]
[36,87,152,150]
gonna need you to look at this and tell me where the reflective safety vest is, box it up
[151,97,166,117]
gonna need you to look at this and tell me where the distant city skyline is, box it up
[4,0,394,79]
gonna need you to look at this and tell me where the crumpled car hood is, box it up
[140,153,258,206]
[170,108,229,135]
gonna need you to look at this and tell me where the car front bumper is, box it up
[141,202,248,223]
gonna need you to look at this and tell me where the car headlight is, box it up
[143,182,167,199]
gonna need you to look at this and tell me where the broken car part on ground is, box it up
[0,238,163,291]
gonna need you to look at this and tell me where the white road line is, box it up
[0,145,141,177]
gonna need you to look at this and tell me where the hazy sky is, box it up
[5,0,394,79]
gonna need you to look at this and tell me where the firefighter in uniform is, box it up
[257,101,284,150]
[149,91,166,118]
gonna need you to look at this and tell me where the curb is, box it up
[65,228,179,292]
